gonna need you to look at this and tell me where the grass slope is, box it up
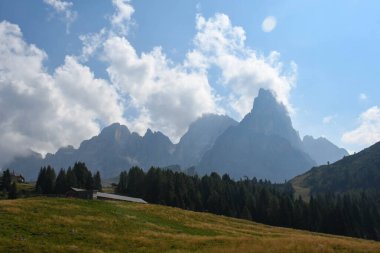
[1,197,380,253]
[291,141,380,196]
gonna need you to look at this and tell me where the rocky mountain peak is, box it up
[98,122,131,142]
[240,88,302,149]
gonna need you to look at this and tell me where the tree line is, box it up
[0,169,17,199]
[35,162,102,194]
[117,166,380,241]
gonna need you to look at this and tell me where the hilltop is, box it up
[292,140,380,196]
[1,197,380,253]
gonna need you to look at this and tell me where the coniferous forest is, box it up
[117,167,380,241]
[6,163,380,241]
[35,162,102,194]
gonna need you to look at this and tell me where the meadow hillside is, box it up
[1,198,380,253]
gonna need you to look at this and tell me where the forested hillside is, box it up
[116,167,380,240]
[292,141,380,195]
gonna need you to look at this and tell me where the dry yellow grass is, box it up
[0,197,379,253]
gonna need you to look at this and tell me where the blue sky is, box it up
[1,0,380,163]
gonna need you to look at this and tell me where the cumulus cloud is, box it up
[43,0,77,33]
[1,2,298,165]
[78,28,107,62]
[262,16,277,32]
[111,0,135,35]
[103,36,219,140]
[0,21,124,165]
[79,11,296,140]
[192,13,296,118]
[342,106,380,147]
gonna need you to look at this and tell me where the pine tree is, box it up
[8,182,17,199]
[93,171,102,191]
[117,171,128,194]
[35,166,56,194]
[55,169,67,194]
[127,167,145,197]
[2,169,11,192]
[66,167,77,189]
[45,166,56,194]
[35,167,46,193]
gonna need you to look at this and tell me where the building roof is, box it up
[69,187,147,203]
[70,187,93,192]
[96,192,147,204]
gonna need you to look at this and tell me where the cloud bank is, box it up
[0,21,124,165]
[0,2,297,166]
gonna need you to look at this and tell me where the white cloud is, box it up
[359,93,368,101]
[0,21,124,166]
[262,16,277,33]
[192,13,296,118]
[342,106,380,147]
[88,12,296,139]
[323,115,334,124]
[1,3,298,165]
[103,36,220,140]
[44,0,77,33]
[78,28,107,62]
[111,0,135,35]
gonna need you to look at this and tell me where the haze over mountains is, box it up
[4,89,348,181]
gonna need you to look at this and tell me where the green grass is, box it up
[1,197,380,253]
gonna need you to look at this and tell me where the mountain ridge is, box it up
[291,140,380,196]
[3,89,348,182]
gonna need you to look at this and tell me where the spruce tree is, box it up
[117,171,128,195]
[8,182,17,199]
[93,171,102,191]
[2,169,11,192]
[55,169,67,194]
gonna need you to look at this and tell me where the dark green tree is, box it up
[93,171,102,191]
[35,166,56,194]
[72,162,92,188]
[8,182,17,199]
[126,167,145,197]
[117,171,128,195]
[54,169,68,194]
[2,169,12,192]
[66,167,77,189]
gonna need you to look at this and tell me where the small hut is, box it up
[66,187,96,200]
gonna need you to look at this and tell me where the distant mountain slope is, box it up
[173,114,238,168]
[198,89,316,182]
[292,141,380,195]
[2,150,43,180]
[4,114,238,180]
[302,135,349,165]
[5,123,175,180]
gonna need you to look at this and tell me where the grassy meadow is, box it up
[1,197,380,253]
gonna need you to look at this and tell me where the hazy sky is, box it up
[1,0,380,164]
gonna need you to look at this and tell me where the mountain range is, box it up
[4,89,348,181]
